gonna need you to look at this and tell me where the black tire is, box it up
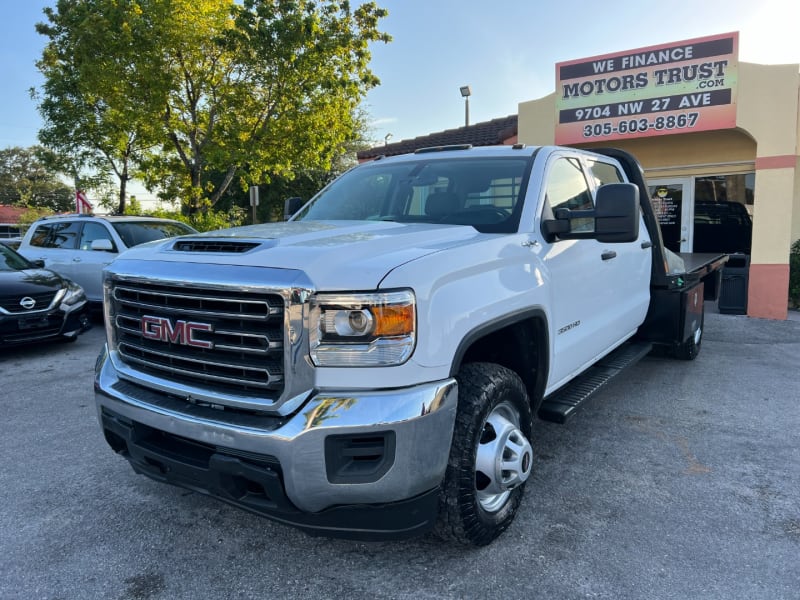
[675,307,704,360]
[435,362,533,546]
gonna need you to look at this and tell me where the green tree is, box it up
[35,0,389,217]
[35,0,172,214]
[0,146,74,212]
[146,0,389,214]
[214,106,374,223]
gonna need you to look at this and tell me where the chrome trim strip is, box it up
[116,319,280,355]
[115,351,278,390]
[117,341,277,378]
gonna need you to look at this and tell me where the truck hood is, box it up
[117,220,485,290]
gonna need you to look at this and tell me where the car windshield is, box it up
[0,243,34,271]
[112,221,197,248]
[295,156,531,233]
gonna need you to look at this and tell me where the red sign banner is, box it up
[76,189,92,214]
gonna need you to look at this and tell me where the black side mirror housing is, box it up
[594,183,639,243]
[541,183,640,244]
[284,197,304,221]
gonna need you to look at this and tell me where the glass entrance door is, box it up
[648,177,694,254]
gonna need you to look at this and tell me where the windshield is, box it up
[112,221,197,248]
[0,243,34,271]
[296,156,531,233]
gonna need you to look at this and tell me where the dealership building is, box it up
[361,32,799,320]
[522,32,800,320]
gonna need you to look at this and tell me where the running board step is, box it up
[537,341,653,424]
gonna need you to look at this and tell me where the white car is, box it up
[17,215,197,304]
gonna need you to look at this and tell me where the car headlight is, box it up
[309,290,416,367]
[60,281,87,307]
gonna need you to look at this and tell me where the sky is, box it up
[2,0,799,161]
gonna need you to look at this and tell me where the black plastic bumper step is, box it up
[537,341,652,424]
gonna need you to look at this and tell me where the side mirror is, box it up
[29,259,45,269]
[284,197,304,221]
[594,183,639,243]
[541,182,640,243]
[91,238,115,252]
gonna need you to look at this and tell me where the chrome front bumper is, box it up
[94,344,458,515]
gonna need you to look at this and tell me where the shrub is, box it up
[790,239,800,308]
[144,206,246,233]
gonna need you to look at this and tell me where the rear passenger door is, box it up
[71,222,119,301]
[22,220,83,280]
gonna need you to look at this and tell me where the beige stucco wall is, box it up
[517,94,555,147]
[794,158,800,246]
[737,63,800,263]
[737,63,799,157]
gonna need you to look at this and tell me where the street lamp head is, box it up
[459,85,472,98]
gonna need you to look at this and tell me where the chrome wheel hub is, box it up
[475,401,533,513]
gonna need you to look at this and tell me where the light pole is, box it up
[384,133,393,146]
[460,85,471,127]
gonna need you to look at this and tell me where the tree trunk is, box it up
[118,174,128,215]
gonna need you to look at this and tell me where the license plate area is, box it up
[18,315,52,330]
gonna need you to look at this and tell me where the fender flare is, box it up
[449,307,550,407]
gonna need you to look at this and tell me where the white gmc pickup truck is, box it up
[95,145,725,545]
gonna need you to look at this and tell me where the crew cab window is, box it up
[545,157,594,233]
[28,221,81,249]
[587,160,624,186]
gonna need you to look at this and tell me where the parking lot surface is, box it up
[1,310,798,600]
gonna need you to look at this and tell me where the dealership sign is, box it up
[555,32,738,144]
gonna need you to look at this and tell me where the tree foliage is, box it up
[35,0,170,214]
[35,0,389,216]
[0,146,74,212]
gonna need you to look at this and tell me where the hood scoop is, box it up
[172,239,263,253]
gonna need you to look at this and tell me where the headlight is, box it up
[60,282,87,307]
[310,289,416,367]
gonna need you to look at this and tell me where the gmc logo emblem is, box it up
[141,315,214,349]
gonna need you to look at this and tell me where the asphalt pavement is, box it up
[1,308,798,600]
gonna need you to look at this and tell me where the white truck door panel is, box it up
[540,153,651,389]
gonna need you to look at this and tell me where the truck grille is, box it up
[110,281,285,400]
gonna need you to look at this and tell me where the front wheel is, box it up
[435,363,533,546]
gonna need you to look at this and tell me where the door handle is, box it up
[72,257,82,262]
[601,250,617,261]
